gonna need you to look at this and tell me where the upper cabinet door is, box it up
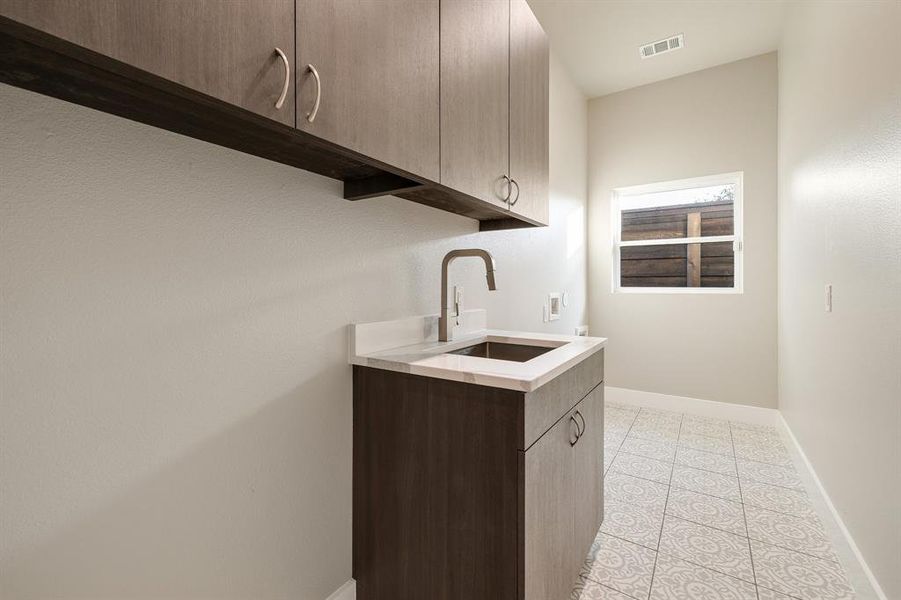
[440,0,510,207]
[509,0,549,225]
[295,0,440,182]
[0,0,296,126]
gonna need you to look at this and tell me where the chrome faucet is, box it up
[439,249,497,342]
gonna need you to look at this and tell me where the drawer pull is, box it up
[574,410,586,439]
[569,415,580,446]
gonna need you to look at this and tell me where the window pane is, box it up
[620,242,734,288]
[621,184,735,242]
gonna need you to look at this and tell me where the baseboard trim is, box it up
[778,415,887,600]
[605,386,779,425]
[325,579,355,600]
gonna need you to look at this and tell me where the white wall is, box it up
[0,56,587,599]
[778,2,901,597]
[587,53,778,408]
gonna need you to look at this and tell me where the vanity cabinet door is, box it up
[440,0,511,207]
[523,407,578,600]
[295,0,440,181]
[509,0,549,225]
[0,0,296,126]
[573,384,605,564]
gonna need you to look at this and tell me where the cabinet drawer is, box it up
[522,349,603,449]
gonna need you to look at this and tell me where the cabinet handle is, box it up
[574,410,586,439]
[500,175,513,202]
[305,64,322,123]
[274,47,290,110]
[509,178,520,206]
[569,415,581,446]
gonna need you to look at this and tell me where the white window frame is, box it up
[611,171,744,294]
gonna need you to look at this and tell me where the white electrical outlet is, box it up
[548,293,561,321]
[574,325,588,336]
[825,284,832,313]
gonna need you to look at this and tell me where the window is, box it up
[612,172,743,293]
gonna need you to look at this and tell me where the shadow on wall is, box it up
[1,366,350,599]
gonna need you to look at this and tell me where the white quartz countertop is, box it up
[348,310,606,392]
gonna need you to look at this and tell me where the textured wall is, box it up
[587,53,778,407]
[0,55,587,599]
[778,2,901,596]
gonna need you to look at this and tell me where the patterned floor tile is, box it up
[621,436,677,462]
[650,554,757,600]
[582,533,657,599]
[671,465,741,501]
[756,585,798,599]
[638,407,682,419]
[605,436,625,453]
[751,539,854,600]
[745,505,837,561]
[733,441,793,467]
[611,452,673,484]
[571,576,636,600]
[678,433,734,456]
[731,428,786,447]
[606,401,639,414]
[737,460,804,490]
[605,471,669,510]
[682,414,730,427]
[741,479,817,520]
[601,497,665,549]
[675,447,737,476]
[665,487,747,536]
[730,421,778,434]
[659,516,754,582]
[680,420,732,440]
[630,426,680,443]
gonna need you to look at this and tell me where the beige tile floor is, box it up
[572,402,856,600]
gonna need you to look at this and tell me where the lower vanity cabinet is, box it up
[353,349,604,600]
[524,384,604,600]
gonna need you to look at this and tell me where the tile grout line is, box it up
[730,422,761,600]
[644,410,683,600]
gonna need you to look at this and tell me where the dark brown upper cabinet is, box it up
[440,0,550,224]
[509,0,550,225]
[0,0,296,126]
[0,0,547,229]
[295,0,440,182]
[439,0,511,209]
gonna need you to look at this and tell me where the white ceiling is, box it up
[528,0,785,98]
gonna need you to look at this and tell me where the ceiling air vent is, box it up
[639,34,684,59]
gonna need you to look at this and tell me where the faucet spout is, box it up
[439,249,497,342]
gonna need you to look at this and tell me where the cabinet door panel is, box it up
[574,384,605,563]
[440,0,510,206]
[523,408,578,600]
[0,0,295,126]
[509,0,549,225]
[296,0,439,181]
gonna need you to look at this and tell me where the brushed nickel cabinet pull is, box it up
[509,178,520,206]
[306,64,321,123]
[273,47,290,110]
[574,410,586,438]
[569,415,580,446]
[501,174,513,202]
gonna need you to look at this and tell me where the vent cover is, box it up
[639,34,684,59]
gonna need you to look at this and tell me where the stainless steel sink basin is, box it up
[445,341,556,362]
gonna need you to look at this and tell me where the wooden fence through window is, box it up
[620,200,734,288]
